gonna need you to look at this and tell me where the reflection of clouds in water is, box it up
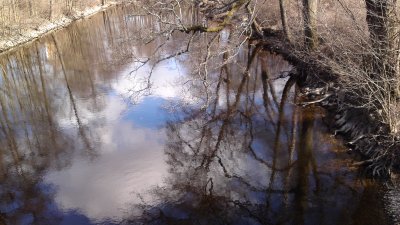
[43,50,188,223]
[39,33,296,224]
[113,58,185,103]
[45,93,167,222]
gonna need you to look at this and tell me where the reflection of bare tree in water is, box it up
[0,8,137,223]
[0,4,391,224]
[0,57,64,225]
[124,36,387,224]
[52,34,96,158]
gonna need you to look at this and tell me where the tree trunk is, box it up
[302,0,318,50]
[11,0,16,21]
[28,0,33,16]
[365,0,400,95]
[49,0,53,21]
[279,0,290,42]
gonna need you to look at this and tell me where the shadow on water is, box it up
[0,4,394,225]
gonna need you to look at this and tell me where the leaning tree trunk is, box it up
[302,0,318,50]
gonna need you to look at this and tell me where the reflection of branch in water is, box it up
[217,154,296,194]
[237,106,297,172]
[198,33,220,109]
[246,121,297,171]
[129,44,369,225]
[200,43,259,169]
[127,32,196,104]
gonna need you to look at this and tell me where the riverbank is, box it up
[0,1,128,55]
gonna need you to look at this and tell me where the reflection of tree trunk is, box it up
[21,51,45,151]
[52,34,94,155]
[0,146,4,180]
[5,56,35,154]
[294,106,315,225]
[36,43,58,147]
[36,44,53,128]
[0,93,22,172]
[15,52,44,155]
[212,53,227,115]
[225,56,231,108]
[102,11,114,46]
[267,77,295,201]
[284,85,298,205]
[268,81,280,109]
[351,182,390,225]
[204,70,248,168]
[0,64,22,168]
[261,58,276,128]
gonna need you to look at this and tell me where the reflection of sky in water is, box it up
[43,59,184,224]
[123,97,168,128]
[2,5,385,225]
[45,107,166,223]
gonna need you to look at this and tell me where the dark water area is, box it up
[0,4,397,225]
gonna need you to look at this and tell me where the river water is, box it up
[0,4,397,225]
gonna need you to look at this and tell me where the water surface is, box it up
[0,4,395,225]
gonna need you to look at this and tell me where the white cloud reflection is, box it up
[45,93,167,222]
[113,58,186,104]
[43,60,183,223]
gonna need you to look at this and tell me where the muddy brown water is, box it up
[0,4,398,225]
